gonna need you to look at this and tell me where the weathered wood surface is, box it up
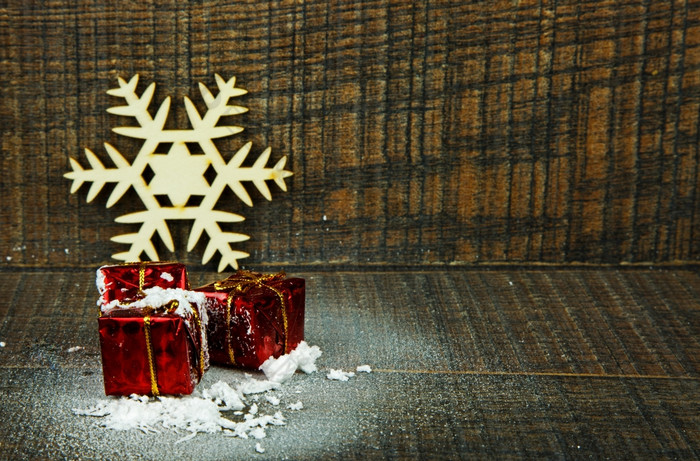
[0,268,698,459]
[2,1,700,269]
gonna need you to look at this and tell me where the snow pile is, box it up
[287,401,303,411]
[74,340,374,450]
[259,342,323,383]
[326,369,355,381]
[75,375,286,443]
[95,267,107,298]
[73,393,228,437]
[73,342,323,444]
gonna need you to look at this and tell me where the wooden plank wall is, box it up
[1,1,699,269]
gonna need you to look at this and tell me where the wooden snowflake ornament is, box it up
[64,74,292,271]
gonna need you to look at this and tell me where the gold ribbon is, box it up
[143,316,160,396]
[189,306,206,377]
[225,292,237,365]
[214,271,289,364]
[138,262,146,295]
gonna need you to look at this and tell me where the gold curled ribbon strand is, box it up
[166,300,179,313]
[143,316,160,396]
[138,262,147,295]
[212,270,285,291]
[217,271,290,357]
[189,306,207,377]
[225,292,237,365]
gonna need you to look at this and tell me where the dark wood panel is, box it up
[1,1,700,269]
[0,268,698,458]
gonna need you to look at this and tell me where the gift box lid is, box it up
[97,262,189,306]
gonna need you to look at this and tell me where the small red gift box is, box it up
[97,264,208,396]
[96,262,189,306]
[195,270,305,369]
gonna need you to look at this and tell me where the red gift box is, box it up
[97,262,189,306]
[97,266,208,396]
[195,270,305,369]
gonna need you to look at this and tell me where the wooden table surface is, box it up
[0,266,698,459]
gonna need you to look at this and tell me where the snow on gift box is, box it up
[195,270,305,369]
[97,263,208,396]
[96,262,189,306]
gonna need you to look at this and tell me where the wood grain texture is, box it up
[0,268,698,458]
[1,1,700,269]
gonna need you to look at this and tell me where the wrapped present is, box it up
[98,281,209,396]
[96,262,189,306]
[195,270,305,369]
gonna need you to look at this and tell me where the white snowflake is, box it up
[64,74,292,271]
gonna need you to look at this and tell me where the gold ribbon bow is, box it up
[213,270,289,365]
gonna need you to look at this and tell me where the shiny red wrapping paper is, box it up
[99,308,205,396]
[195,271,305,369]
[97,262,189,305]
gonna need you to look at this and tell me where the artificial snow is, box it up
[73,380,287,442]
[100,286,207,320]
[249,427,265,439]
[248,403,258,415]
[95,267,107,298]
[73,393,228,436]
[237,375,280,395]
[223,412,285,439]
[72,342,375,447]
[202,381,245,411]
[73,344,325,442]
[160,272,174,282]
[326,369,355,381]
[67,346,84,353]
[259,341,322,383]
[287,401,303,411]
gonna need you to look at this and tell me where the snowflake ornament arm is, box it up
[64,74,293,271]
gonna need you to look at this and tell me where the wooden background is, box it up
[1,3,699,459]
[2,0,700,269]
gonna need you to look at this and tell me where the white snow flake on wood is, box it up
[64,74,293,271]
[326,369,355,381]
[286,401,303,411]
